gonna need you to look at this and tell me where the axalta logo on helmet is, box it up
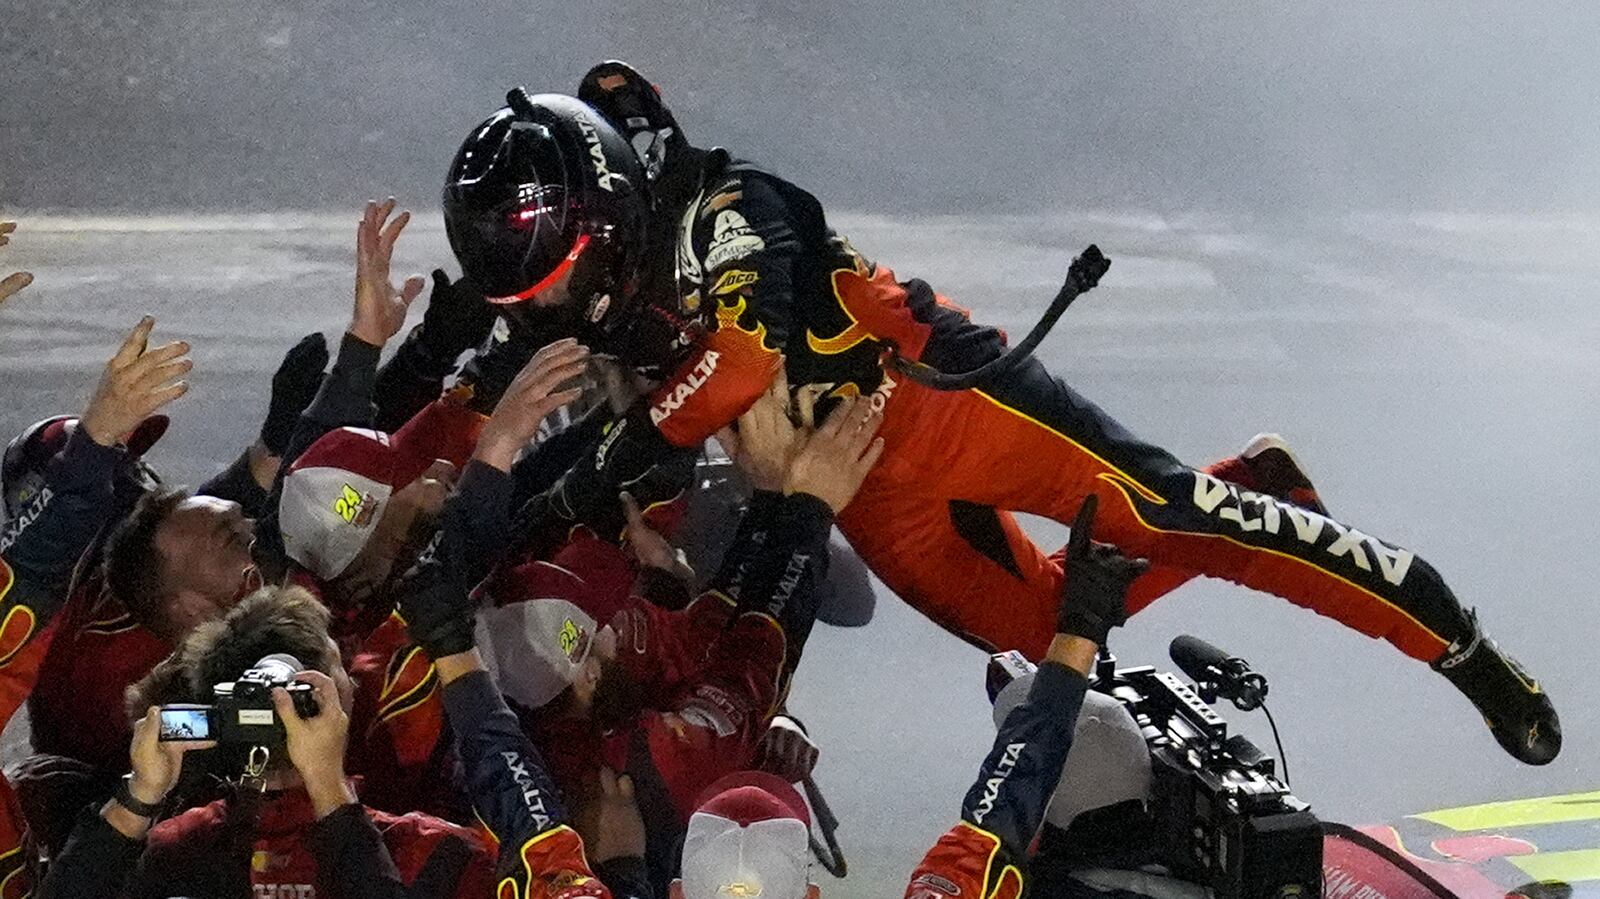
[575,113,626,193]
[650,350,721,425]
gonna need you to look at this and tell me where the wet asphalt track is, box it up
[2,209,1596,893]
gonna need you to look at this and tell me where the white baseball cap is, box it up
[475,597,599,711]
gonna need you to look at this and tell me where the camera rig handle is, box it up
[889,244,1110,391]
[803,775,848,878]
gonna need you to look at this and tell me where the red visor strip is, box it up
[487,233,593,304]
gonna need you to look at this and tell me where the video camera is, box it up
[987,636,1322,899]
[158,654,320,748]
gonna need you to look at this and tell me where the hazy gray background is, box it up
[4,2,1599,894]
[4,2,1600,214]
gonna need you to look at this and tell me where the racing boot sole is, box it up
[1208,433,1330,516]
[1433,609,1561,765]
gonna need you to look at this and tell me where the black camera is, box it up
[987,638,1322,899]
[158,654,320,747]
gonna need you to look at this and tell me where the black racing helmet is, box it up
[442,89,649,342]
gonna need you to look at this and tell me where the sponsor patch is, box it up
[913,873,963,896]
[711,269,759,296]
[705,210,765,270]
[680,683,742,737]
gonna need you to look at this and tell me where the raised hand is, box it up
[782,395,886,514]
[274,670,356,819]
[473,337,591,472]
[80,317,192,447]
[756,714,820,783]
[591,767,647,863]
[259,332,329,455]
[416,269,496,362]
[350,199,426,347]
[714,369,797,492]
[620,490,694,581]
[0,221,34,307]
[1056,495,1149,645]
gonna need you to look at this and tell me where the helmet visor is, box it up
[446,181,585,302]
[444,111,588,301]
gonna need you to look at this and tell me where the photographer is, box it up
[904,496,1148,899]
[988,676,1198,898]
[38,586,493,899]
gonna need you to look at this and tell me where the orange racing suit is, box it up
[547,150,1474,666]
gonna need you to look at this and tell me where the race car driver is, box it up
[434,63,1557,767]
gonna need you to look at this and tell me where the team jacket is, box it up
[39,790,493,899]
[548,149,1003,525]
[0,427,123,726]
[28,582,170,776]
[905,662,1090,899]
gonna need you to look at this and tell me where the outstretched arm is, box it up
[904,498,1147,899]
[393,340,646,897]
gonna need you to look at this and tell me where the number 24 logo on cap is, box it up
[333,484,377,527]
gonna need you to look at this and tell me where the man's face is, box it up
[152,496,256,619]
[588,624,640,729]
[320,635,356,714]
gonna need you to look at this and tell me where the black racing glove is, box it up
[260,332,329,455]
[546,404,691,525]
[1058,495,1150,645]
[416,269,497,365]
[399,462,515,660]
[399,575,477,660]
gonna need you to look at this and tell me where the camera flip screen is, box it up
[158,707,212,742]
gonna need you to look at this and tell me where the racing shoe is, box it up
[1208,433,1330,515]
[1432,609,1561,765]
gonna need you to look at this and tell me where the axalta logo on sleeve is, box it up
[502,750,555,833]
[0,487,51,555]
[650,351,721,426]
[971,742,1024,824]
